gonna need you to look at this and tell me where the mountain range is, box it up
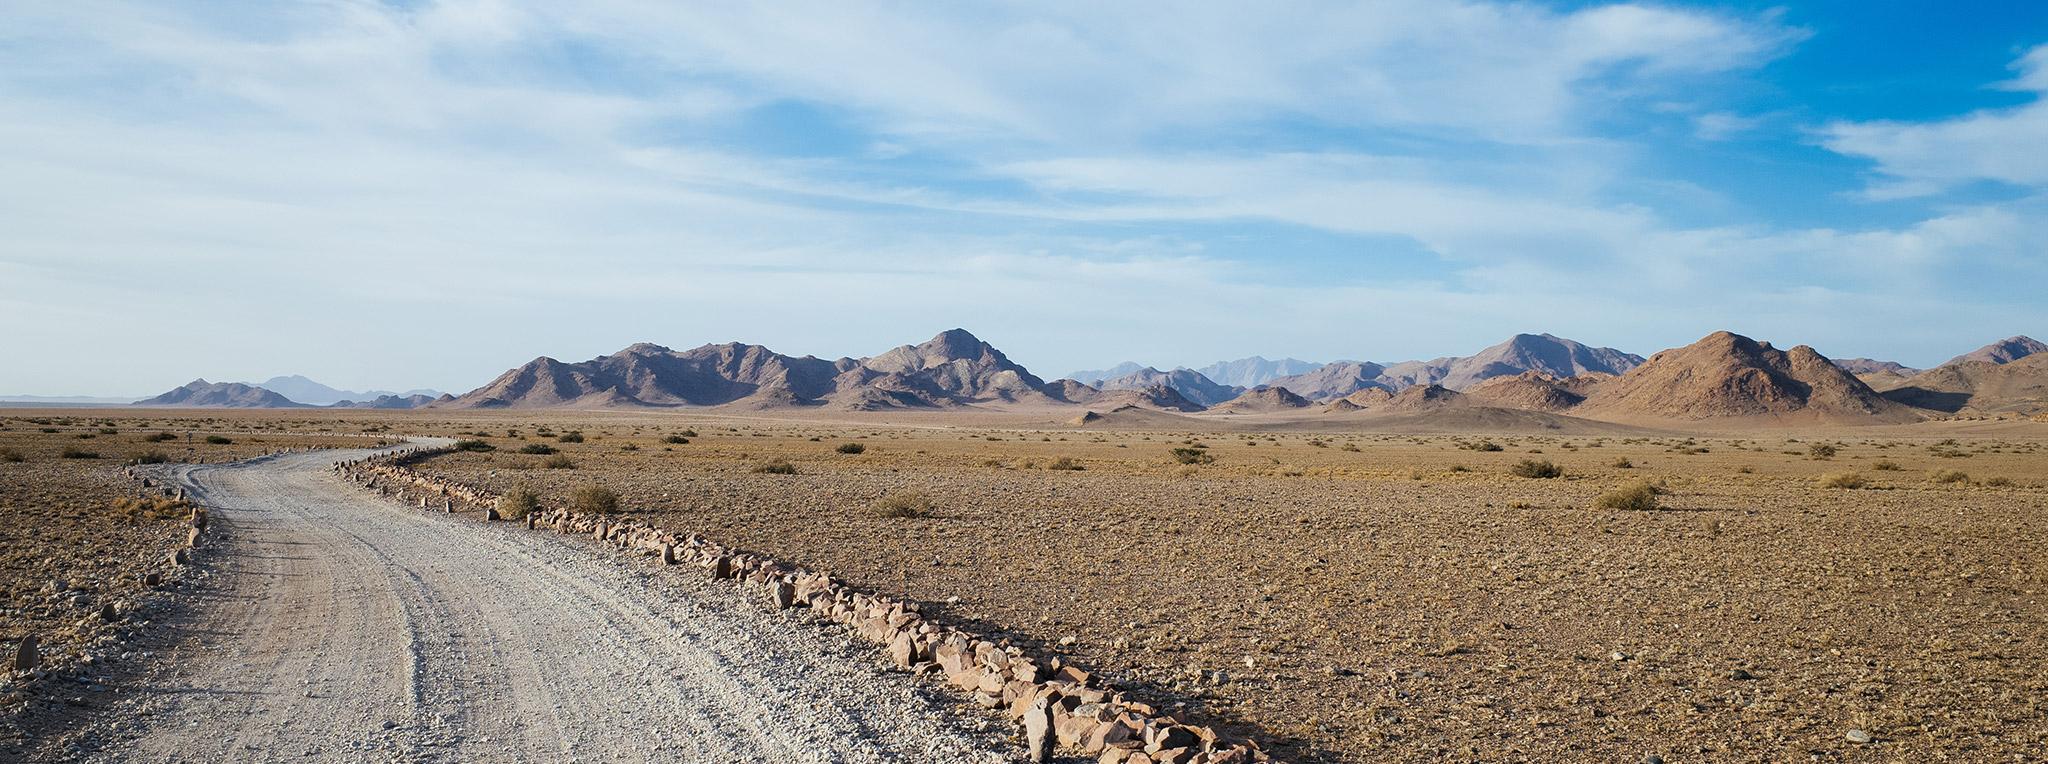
[127,330,2048,424]
[240,375,443,406]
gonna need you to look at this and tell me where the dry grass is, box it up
[869,490,934,518]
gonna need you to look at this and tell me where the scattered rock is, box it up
[1846,729,1874,744]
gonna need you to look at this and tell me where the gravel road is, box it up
[54,445,1009,763]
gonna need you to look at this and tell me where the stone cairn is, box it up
[338,446,1278,764]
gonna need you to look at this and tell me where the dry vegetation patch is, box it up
[400,415,2048,763]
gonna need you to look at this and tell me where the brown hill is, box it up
[1573,331,1919,424]
[1265,361,1389,400]
[1092,384,1205,412]
[1382,384,1468,412]
[1437,334,1643,390]
[1096,367,1240,407]
[135,380,307,408]
[1067,405,1202,429]
[1207,386,1312,413]
[447,329,1053,409]
[1320,387,1393,413]
[1882,353,2048,414]
[1044,379,1103,404]
[1463,372,1585,412]
[1833,358,1920,376]
[1942,335,2045,367]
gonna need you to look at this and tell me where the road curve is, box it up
[68,445,1006,763]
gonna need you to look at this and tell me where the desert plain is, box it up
[4,407,2041,763]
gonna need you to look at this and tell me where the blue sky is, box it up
[2,1,2045,395]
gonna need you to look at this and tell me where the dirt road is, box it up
[52,445,1006,763]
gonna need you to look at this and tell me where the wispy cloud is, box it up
[0,2,2034,395]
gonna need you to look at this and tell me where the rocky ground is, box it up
[401,416,2047,763]
[6,409,2044,762]
[0,412,390,758]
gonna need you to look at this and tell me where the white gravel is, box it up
[51,445,1013,763]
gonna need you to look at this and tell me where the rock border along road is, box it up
[58,444,1009,763]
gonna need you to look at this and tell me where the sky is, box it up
[3,1,2046,396]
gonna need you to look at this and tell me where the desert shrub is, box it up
[1819,471,1867,489]
[60,448,100,459]
[1981,476,2015,487]
[1808,443,1837,458]
[1046,457,1084,471]
[1735,465,1755,474]
[1340,442,1360,452]
[134,451,169,464]
[142,432,177,442]
[452,439,495,452]
[869,491,934,518]
[663,435,690,444]
[619,444,638,451]
[542,454,576,469]
[1609,458,1633,469]
[836,442,866,454]
[518,444,558,455]
[679,429,698,438]
[1929,469,1969,484]
[753,460,798,475]
[1871,460,1902,471]
[1466,441,1505,452]
[499,488,539,520]
[1509,459,1562,479]
[204,435,233,445]
[1595,480,1662,511]
[1170,447,1214,465]
[0,448,21,463]
[556,432,584,443]
[112,495,189,521]
[570,485,619,514]
[1446,464,1471,473]
[98,427,117,435]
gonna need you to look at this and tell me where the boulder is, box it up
[1023,697,1055,762]
[11,634,37,672]
[768,580,795,609]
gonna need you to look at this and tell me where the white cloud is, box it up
[1823,44,2048,197]
[0,1,2033,395]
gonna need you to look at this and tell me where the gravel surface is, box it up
[38,445,1010,763]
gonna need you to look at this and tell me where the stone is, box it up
[486,505,501,521]
[172,548,191,565]
[185,527,202,548]
[99,602,118,622]
[11,634,37,672]
[888,631,918,668]
[661,544,678,565]
[1845,729,1874,744]
[768,580,795,609]
[1023,697,1055,762]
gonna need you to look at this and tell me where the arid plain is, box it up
[4,407,2042,763]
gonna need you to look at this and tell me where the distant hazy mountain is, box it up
[0,394,141,406]
[1266,334,1641,399]
[136,380,307,408]
[244,375,442,406]
[1065,362,1147,386]
[1832,358,1920,376]
[1095,367,1242,407]
[1193,356,1324,387]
